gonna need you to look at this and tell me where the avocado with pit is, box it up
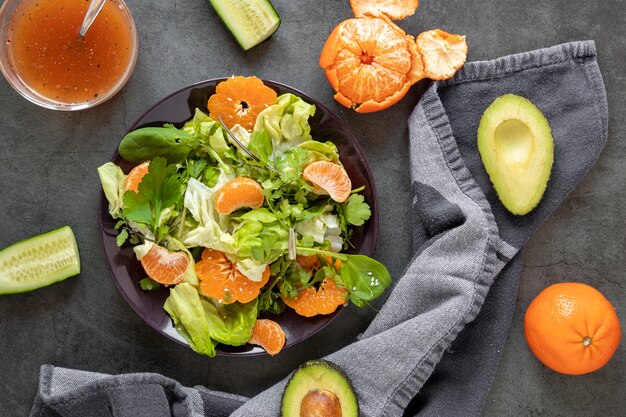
[477,94,554,215]
[281,360,358,417]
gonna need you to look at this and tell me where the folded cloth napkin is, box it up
[30,40,608,417]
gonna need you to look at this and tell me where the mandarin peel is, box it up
[415,29,468,81]
[320,17,424,113]
[319,2,467,113]
[350,0,419,20]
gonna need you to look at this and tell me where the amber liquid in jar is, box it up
[7,0,134,103]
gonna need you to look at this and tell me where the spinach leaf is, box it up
[119,127,198,164]
[339,255,391,307]
[296,247,391,307]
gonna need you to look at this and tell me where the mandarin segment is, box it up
[248,319,286,356]
[524,282,621,375]
[140,245,189,285]
[350,0,419,20]
[214,177,265,215]
[196,248,269,304]
[207,76,277,131]
[282,278,348,317]
[415,29,468,80]
[123,161,150,193]
[302,161,352,203]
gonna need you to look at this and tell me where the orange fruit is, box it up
[196,249,270,304]
[302,161,352,203]
[524,282,621,375]
[207,76,277,131]
[295,255,322,275]
[350,0,418,20]
[140,245,189,285]
[282,278,348,317]
[415,29,468,80]
[320,17,423,113]
[296,255,342,274]
[123,161,150,193]
[248,319,286,356]
[214,177,265,215]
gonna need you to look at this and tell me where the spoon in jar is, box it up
[79,0,107,37]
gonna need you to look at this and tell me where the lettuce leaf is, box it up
[294,211,343,252]
[97,162,126,218]
[183,109,229,154]
[297,141,340,164]
[254,93,315,149]
[182,177,235,253]
[202,299,258,346]
[163,283,217,357]
[232,208,289,265]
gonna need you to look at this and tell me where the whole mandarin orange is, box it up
[524,282,621,375]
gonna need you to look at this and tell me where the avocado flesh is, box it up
[477,94,554,215]
[282,360,358,417]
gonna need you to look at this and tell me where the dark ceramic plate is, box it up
[99,79,379,356]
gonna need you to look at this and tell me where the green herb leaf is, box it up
[139,277,161,291]
[122,191,152,224]
[341,194,371,226]
[116,229,129,247]
[122,157,185,240]
[258,289,285,315]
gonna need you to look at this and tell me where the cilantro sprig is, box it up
[122,157,184,242]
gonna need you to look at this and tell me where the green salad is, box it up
[98,84,391,357]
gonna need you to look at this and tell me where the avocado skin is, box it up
[281,359,359,417]
[477,94,554,216]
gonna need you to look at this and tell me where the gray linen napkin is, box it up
[29,40,607,417]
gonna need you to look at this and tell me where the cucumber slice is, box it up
[209,0,281,51]
[0,226,80,294]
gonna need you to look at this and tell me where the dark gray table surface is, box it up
[1,1,624,416]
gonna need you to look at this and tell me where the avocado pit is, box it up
[300,389,342,417]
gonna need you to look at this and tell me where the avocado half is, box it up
[281,360,358,417]
[477,94,554,215]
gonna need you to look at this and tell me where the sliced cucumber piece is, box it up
[209,0,281,51]
[0,226,80,294]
